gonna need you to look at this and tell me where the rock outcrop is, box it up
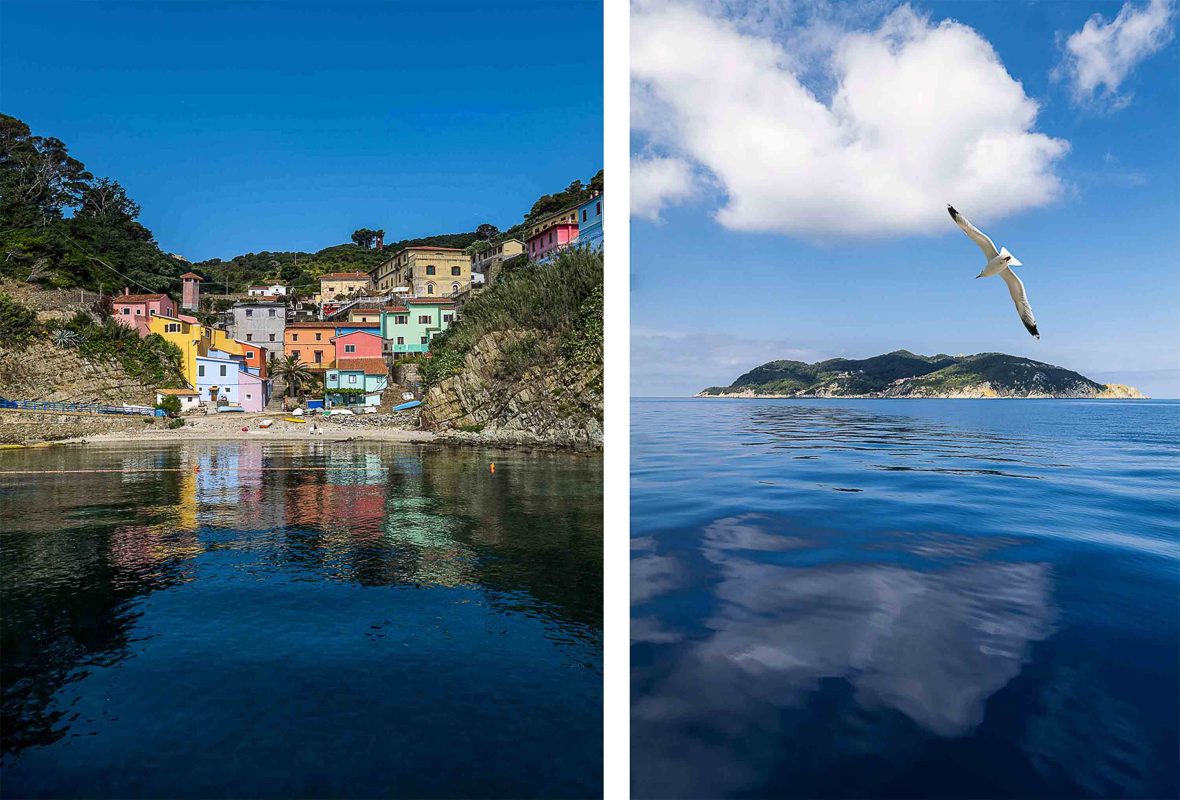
[0,341,158,405]
[421,331,602,450]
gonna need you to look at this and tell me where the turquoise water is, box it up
[1,442,602,799]
[632,398,1179,799]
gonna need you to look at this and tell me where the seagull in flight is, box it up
[947,205,1039,339]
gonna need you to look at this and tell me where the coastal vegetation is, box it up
[700,350,1144,398]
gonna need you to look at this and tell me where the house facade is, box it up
[283,322,337,370]
[230,300,286,347]
[112,292,177,337]
[247,284,287,298]
[347,308,382,324]
[576,193,603,251]
[380,299,456,357]
[370,246,470,297]
[155,388,201,413]
[194,348,270,412]
[316,272,371,304]
[332,329,383,363]
[325,358,389,407]
[525,206,579,261]
[471,239,525,285]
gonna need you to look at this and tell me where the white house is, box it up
[248,284,288,298]
[155,388,201,413]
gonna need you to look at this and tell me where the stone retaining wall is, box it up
[0,410,152,445]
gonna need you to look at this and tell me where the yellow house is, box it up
[369,246,471,297]
[149,314,246,387]
[316,272,371,304]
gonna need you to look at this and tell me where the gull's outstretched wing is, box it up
[948,205,999,260]
[1000,266,1039,338]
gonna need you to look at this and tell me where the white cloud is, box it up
[1056,0,1176,109]
[631,156,697,221]
[631,1,1069,238]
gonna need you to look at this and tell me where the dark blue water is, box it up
[1,442,602,799]
[631,398,1179,799]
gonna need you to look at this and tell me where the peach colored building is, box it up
[112,291,177,337]
[284,322,337,370]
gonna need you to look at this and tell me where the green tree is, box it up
[272,355,314,398]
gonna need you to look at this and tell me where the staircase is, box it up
[265,378,288,412]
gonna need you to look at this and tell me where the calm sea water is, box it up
[1,442,602,799]
[632,398,1179,799]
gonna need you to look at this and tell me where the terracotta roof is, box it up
[180,272,203,280]
[341,322,380,328]
[334,358,388,375]
[406,297,456,306]
[382,305,409,313]
[319,272,370,280]
[331,329,382,342]
[114,294,168,303]
[286,321,337,328]
[156,388,200,396]
[395,245,465,253]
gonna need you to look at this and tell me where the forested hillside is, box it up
[1,112,602,299]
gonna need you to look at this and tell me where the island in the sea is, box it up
[698,350,1145,399]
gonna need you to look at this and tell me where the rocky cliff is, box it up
[0,340,159,405]
[699,351,1146,399]
[421,330,602,450]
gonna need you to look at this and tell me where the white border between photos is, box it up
[603,0,630,795]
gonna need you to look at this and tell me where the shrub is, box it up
[0,294,42,346]
[165,418,185,429]
[155,394,182,417]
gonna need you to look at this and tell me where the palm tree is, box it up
[271,355,314,399]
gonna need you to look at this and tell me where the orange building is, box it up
[283,322,337,370]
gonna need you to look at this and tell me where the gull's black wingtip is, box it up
[947,204,959,219]
[1025,321,1040,338]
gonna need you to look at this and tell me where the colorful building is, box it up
[154,388,201,413]
[331,329,383,363]
[471,239,525,285]
[325,358,389,407]
[575,192,603,251]
[525,205,579,262]
[370,246,470,297]
[247,284,287,298]
[237,341,269,379]
[112,291,177,337]
[195,348,270,412]
[316,272,371,304]
[283,321,337,370]
[380,298,456,357]
[347,308,382,324]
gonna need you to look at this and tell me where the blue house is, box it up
[575,192,603,252]
[325,358,389,407]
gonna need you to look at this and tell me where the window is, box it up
[443,313,453,323]
[328,373,337,382]
[418,315,431,324]
[220,365,227,377]
[198,365,205,377]
[451,283,460,295]
[166,323,180,333]
[426,284,435,295]
[246,333,253,341]
[292,350,300,360]
[292,333,299,342]
[426,266,436,275]
[396,336,404,345]
[549,232,554,244]
[596,201,601,215]
[582,209,587,222]
[120,307,130,315]
[245,309,253,317]
[150,310,157,316]
[315,333,322,341]
[344,344,356,353]
[451,266,460,276]
[269,309,276,317]
[135,308,142,315]
[246,393,252,400]
[420,336,428,344]
[269,334,276,342]
[314,351,322,364]
[348,375,357,384]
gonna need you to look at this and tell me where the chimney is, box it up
[124,287,131,296]
[376,232,384,251]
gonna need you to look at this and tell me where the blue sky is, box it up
[631,0,1180,397]
[1,1,603,261]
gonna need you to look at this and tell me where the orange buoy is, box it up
[490,462,495,474]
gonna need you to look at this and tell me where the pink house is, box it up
[525,206,580,262]
[331,329,383,362]
[112,290,177,337]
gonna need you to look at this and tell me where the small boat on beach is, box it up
[284,417,306,424]
[258,419,275,429]
[393,400,422,411]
